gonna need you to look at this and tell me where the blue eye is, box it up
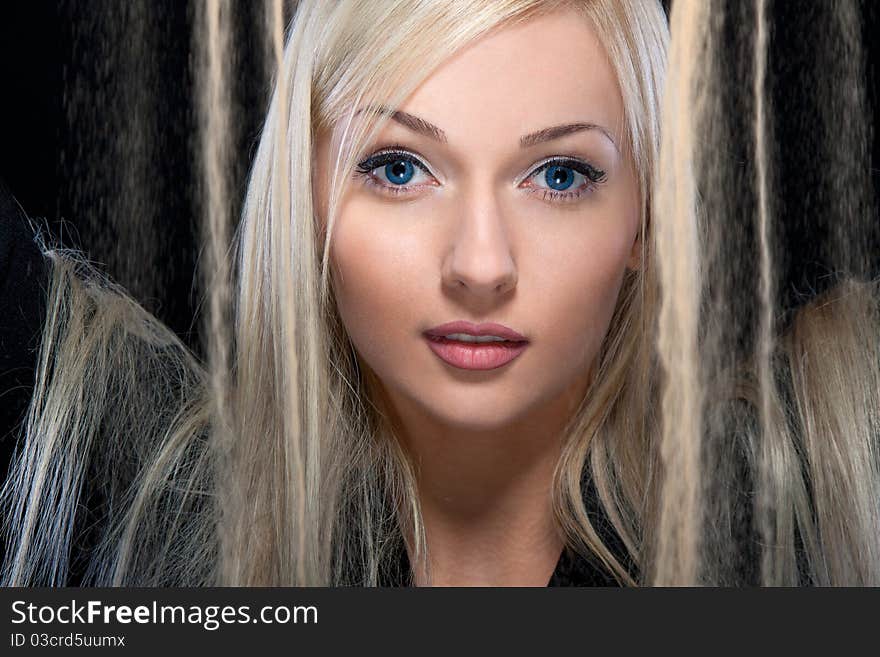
[524,158,607,201]
[355,148,605,203]
[385,159,415,185]
[355,149,434,193]
[544,165,575,191]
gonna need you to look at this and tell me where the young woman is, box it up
[1,0,878,587]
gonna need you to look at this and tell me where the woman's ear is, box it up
[313,129,331,228]
[626,226,642,272]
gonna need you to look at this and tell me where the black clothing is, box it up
[0,182,630,586]
[0,179,48,487]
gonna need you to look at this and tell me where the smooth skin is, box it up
[317,6,641,586]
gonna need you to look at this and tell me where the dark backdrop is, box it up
[0,0,288,355]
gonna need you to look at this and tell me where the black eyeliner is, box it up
[355,144,432,175]
[530,157,607,184]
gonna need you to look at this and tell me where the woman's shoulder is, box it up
[0,180,48,332]
[0,180,49,467]
[1,189,211,585]
[0,181,53,582]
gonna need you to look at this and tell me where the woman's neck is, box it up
[384,381,586,586]
[411,435,565,586]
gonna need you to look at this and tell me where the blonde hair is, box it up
[3,0,878,587]
[654,0,880,586]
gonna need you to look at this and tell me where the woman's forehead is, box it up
[382,7,625,153]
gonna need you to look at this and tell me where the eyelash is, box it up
[353,143,607,204]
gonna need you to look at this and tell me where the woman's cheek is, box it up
[331,223,421,365]
[535,238,628,364]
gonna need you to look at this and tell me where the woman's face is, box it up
[319,8,641,434]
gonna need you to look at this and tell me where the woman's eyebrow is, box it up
[520,122,619,153]
[355,105,448,143]
[356,105,617,152]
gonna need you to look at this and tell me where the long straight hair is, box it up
[2,0,878,587]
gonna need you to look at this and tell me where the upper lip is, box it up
[424,320,528,342]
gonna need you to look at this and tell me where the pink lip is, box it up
[424,321,528,342]
[423,321,529,371]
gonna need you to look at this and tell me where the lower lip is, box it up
[423,335,529,371]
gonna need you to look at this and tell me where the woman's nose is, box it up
[441,186,518,298]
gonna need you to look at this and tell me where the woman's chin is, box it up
[414,393,538,435]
